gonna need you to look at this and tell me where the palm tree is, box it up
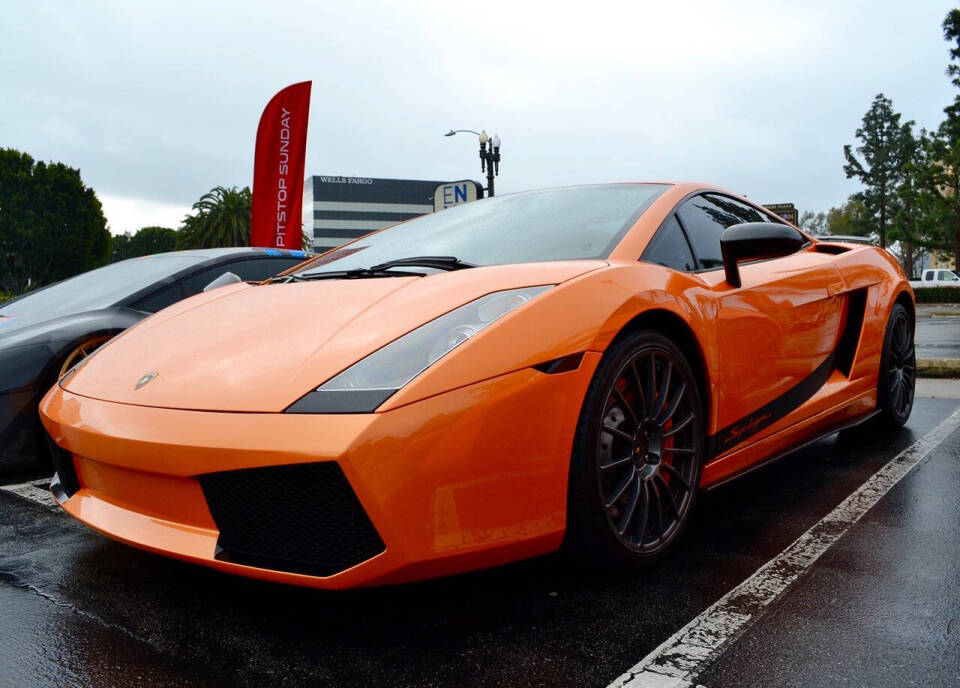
[176,185,312,250]
[176,186,252,249]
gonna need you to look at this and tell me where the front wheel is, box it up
[566,330,704,570]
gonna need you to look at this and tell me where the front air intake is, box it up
[45,432,80,500]
[199,462,385,577]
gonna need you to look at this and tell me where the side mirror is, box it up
[203,271,242,292]
[720,223,806,287]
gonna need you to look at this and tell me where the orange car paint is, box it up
[39,182,914,588]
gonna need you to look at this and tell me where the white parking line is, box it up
[0,477,60,511]
[608,407,960,688]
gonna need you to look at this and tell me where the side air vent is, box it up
[834,288,868,377]
[199,462,385,577]
[813,243,852,255]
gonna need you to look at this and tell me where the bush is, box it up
[913,286,960,303]
[0,290,15,306]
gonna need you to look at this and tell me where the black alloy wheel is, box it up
[878,302,915,426]
[567,330,704,569]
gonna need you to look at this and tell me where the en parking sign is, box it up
[434,180,481,211]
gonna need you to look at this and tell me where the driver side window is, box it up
[676,194,765,270]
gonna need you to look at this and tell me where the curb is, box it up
[917,358,960,379]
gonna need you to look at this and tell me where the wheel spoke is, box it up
[654,361,673,420]
[663,446,696,455]
[646,354,657,418]
[661,461,691,491]
[649,477,664,543]
[600,454,635,471]
[602,424,634,444]
[604,467,637,509]
[635,480,651,545]
[663,411,694,438]
[630,360,647,421]
[893,378,905,412]
[898,377,911,412]
[617,477,642,535]
[898,319,911,354]
[611,386,639,427]
[657,382,687,426]
[655,474,679,521]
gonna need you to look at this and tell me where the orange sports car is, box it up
[39,183,915,589]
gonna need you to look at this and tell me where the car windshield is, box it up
[0,254,211,317]
[297,184,670,274]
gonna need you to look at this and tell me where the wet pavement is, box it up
[1,396,958,688]
[916,311,960,360]
[695,414,960,688]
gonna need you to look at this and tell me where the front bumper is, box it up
[39,354,600,589]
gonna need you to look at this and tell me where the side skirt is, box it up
[701,409,879,491]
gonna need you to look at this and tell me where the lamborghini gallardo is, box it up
[39,183,915,589]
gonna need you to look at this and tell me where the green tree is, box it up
[0,148,110,293]
[176,186,252,249]
[799,210,827,235]
[176,184,311,250]
[800,198,872,239]
[944,8,960,87]
[912,113,960,269]
[843,94,916,249]
[110,225,178,262]
[898,10,960,271]
[889,129,939,278]
[827,197,873,238]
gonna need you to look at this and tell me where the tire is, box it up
[877,302,915,427]
[566,329,705,570]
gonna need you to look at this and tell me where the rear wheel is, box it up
[566,330,704,569]
[877,302,915,426]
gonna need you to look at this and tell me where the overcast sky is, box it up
[2,0,957,234]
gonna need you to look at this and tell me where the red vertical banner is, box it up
[250,81,312,249]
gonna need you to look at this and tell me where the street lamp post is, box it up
[445,128,502,197]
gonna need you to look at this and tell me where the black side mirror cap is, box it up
[720,223,806,287]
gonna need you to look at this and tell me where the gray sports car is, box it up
[0,247,311,476]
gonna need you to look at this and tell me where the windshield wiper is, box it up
[270,256,474,283]
[269,267,426,283]
[367,256,475,272]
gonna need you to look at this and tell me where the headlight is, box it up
[286,286,551,413]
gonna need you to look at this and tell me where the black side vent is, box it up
[835,288,868,377]
[45,432,80,500]
[813,243,851,255]
[199,462,385,577]
[534,352,585,375]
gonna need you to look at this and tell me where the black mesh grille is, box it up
[198,462,385,577]
[45,432,80,498]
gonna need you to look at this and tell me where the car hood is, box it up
[61,261,605,412]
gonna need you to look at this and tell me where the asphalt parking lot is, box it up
[916,306,960,360]
[1,383,958,688]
